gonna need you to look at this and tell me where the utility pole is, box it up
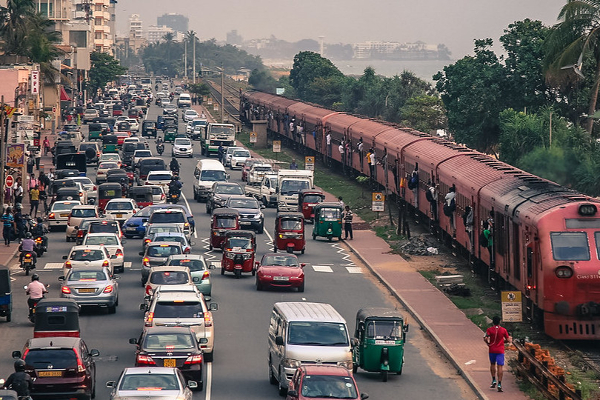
[221,64,224,123]
[192,33,196,84]
[0,95,4,206]
[184,39,187,79]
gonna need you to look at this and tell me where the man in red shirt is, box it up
[484,316,510,392]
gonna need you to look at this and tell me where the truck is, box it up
[247,163,274,185]
[245,174,278,207]
[201,123,235,156]
[276,169,314,212]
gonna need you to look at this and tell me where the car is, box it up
[78,142,101,164]
[145,265,193,298]
[125,118,140,132]
[48,200,82,230]
[66,205,99,241]
[163,104,178,115]
[83,108,99,123]
[99,153,122,166]
[72,181,89,205]
[142,290,217,361]
[172,137,193,158]
[13,337,99,400]
[63,244,115,276]
[87,219,123,239]
[106,367,196,400]
[177,93,192,108]
[67,176,97,203]
[147,208,191,239]
[74,218,102,245]
[143,223,183,248]
[103,198,138,224]
[248,163,274,184]
[151,232,192,253]
[82,233,125,273]
[206,182,245,214]
[225,196,265,233]
[255,253,305,292]
[59,267,119,312]
[140,242,184,284]
[147,184,167,204]
[229,148,251,170]
[141,120,157,137]
[133,149,153,166]
[241,159,257,181]
[286,365,368,400]
[144,170,173,187]
[129,327,203,390]
[97,161,120,183]
[183,109,198,122]
[122,207,152,238]
[224,146,243,167]
[166,254,212,300]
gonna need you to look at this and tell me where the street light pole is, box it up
[184,39,187,79]
[221,65,224,123]
[192,34,196,84]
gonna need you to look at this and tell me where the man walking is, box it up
[342,205,353,240]
[484,316,511,392]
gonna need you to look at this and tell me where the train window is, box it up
[566,219,600,229]
[593,233,600,260]
[550,232,590,261]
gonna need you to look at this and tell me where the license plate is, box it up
[116,214,123,218]
[38,371,62,377]
[273,276,290,281]
[60,213,69,217]
[127,227,137,231]
[78,288,95,293]
[163,359,176,368]
[240,221,251,225]
[24,259,32,263]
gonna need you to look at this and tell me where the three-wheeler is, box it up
[221,230,256,278]
[273,212,305,254]
[209,208,240,250]
[312,202,343,241]
[298,189,325,222]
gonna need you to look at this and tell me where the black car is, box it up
[13,337,99,400]
[225,196,265,233]
[130,326,203,391]
[141,120,157,138]
[206,182,245,214]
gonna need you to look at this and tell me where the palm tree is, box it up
[26,13,65,84]
[0,0,37,55]
[544,0,600,134]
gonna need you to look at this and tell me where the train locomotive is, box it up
[241,90,600,340]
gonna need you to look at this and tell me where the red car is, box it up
[241,159,256,182]
[255,253,305,292]
[286,365,368,400]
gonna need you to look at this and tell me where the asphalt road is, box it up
[0,98,472,400]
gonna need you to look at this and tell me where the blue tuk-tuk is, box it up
[0,269,12,322]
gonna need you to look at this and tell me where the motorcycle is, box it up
[168,190,181,204]
[34,236,47,257]
[24,285,48,323]
[157,143,164,155]
[20,252,36,275]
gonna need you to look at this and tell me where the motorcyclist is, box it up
[218,144,225,165]
[3,359,33,398]
[120,178,129,197]
[19,232,37,266]
[169,157,179,173]
[32,217,48,250]
[168,176,182,197]
[156,137,164,154]
[25,274,47,318]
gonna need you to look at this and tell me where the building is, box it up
[353,40,445,60]
[157,13,188,34]
[147,25,174,44]
[129,14,143,39]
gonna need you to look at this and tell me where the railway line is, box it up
[206,79,241,123]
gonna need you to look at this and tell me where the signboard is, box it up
[276,88,285,95]
[249,132,257,143]
[5,175,14,188]
[272,140,281,153]
[6,143,25,168]
[305,156,315,171]
[207,98,212,105]
[17,115,34,122]
[501,291,523,322]
[372,192,385,212]
[2,104,16,118]
[31,71,40,95]
[213,104,219,111]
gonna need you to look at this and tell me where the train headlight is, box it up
[555,266,573,278]
[579,204,597,216]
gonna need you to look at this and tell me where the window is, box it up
[154,302,203,318]
[216,217,236,228]
[280,219,302,230]
[300,375,358,399]
[169,259,206,272]
[85,236,117,246]
[70,249,105,261]
[72,208,96,218]
[366,320,401,339]
[150,212,185,224]
[143,333,194,350]
[550,232,590,261]
[25,349,77,370]
[148,245,181,257]
[261,255,298,267]
[150,271,189,285]
[287,322,348,346]
[120,373,179,391]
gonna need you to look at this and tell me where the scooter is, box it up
[20,252,36,276]
[157,143,164,155]
[24,285,48,323]
[168,190,180,204]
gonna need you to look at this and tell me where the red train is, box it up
[241,91,600,340]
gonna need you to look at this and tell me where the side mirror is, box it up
[209,303,218,311]
[74,226,79,230]
[351,338,359,347]
[260,205,265,209]
[226,174,230,180]
[62,255,68,260]
[287,390,298,397]
[128,338,138,345]
[106,381,116,388]
[12,351,21,359]
[300,263,306,268]
[192,277,200,283]
[113,274,121,280]
[275,336,284,346]
[139,303,147,311]
[111,254,117,259]
[403,324,410,333]
[255,261,259,268]
[90,349,100,357]
[361,393,369,400]
[187,381,198,389]
[139,251,144,256]
[58,276,65,281]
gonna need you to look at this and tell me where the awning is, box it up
[60,86,71,102]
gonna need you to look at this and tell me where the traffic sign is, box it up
[249,132,257,143]
[5,175,14,188]
[372,192,385,212]
[305,156,315,171]
[273,140,281,153]
[501,291,523,322]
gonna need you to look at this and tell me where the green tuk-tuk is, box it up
[352,308,409,381]
[102,134,119,153]
[312,202,343,241]
[88,123,103,141]
[164,126,177,142]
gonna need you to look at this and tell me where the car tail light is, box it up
[142,257,149,267]
[144,239,151,245]
[136,354,156,365]
[145,312,154,327]
[145,285,152,295]
[65,261,72,269]
[161,193,165,200]
[48,213,55,219]
[204,311,213,327]
[184,355,203,365]
[77,230,84,238]
[73,348,85,373]
[62,286,71,294]
[202,270,210,280]
[67,215,71,225]
[103,285,114,293]
[115,249,123,257]
[102,260,109,267]
[93,185,97,191]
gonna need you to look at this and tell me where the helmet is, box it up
[14,359,25,372]
[15,203,22,210]
[175,176,180,181]
[37,217,43,223]
[25,232,32,239]
[31,273,39,281]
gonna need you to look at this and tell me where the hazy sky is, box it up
[116,0,566,59]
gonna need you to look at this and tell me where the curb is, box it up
[342,239,489,400]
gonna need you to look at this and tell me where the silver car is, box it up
[140,242,183,285]
[143,223,183,249]
[166,254,212,300]
[106,367,196,400]
[59,267,119,313]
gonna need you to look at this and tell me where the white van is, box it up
[268,302,353,395]
[177,93,192,108]
[192,159,229,201]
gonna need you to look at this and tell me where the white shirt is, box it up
[445,191,456,206]
[339,144,344,154]
[326,134,331,145]
[370,153,376,166]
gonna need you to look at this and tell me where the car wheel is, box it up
[257,223,264,234]
[256,277,262,290]
[252,268,256,276]
[301,248,305,255]
[6,311,11,322]
[115,297,119,306]
[298,281,305,293]
[220,266,224,275]
[268,359,277,385]
[65,236,70,242]
[205,203,211,214]
[107,304,116,314]
[204,351,213,362]
[262,197,268,208]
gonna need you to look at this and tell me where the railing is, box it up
[513,340,582,400]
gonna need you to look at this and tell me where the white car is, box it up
[62,245,114,276]
[172,138,193,158]
[145,170,173,187]
[116,116,128,123]
[67,176,96,203]
[103,198,138,223]
[48,200,82,230]
[106,367,196,400]
[82,233,125,273]
[146,184,166,204]
[247,163,274,184]
[183,109,199,122]
[225,146,244,166]
[125,118,140,132]
[229,148,251,169]
[96,161,120,183]
[99,153,122,165]
[133,149,153,166]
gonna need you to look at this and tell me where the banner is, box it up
[31,70,40,95]
[2,104,16,118]
[6,144,25,168]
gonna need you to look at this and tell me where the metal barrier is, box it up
[513,340,581,400]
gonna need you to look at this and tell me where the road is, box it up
[0,96,474,400]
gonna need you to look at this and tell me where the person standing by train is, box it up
[342,205,353,240]
[326,132,332,158]
[426,181,438,222]
[357,138,364,171]
[444,185,456,237]
[484,316,511,393]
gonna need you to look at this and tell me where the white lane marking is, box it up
[181,192,198,239]
[345,267,363,274]
[331,243,355,266]
[312,265,333,273]
[44,262,63,269]
[205,361,212,400]
[264,228,273,243]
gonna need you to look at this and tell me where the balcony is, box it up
[94,24,110,34]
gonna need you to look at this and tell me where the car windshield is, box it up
[135,151,151,157]
[261,255,298,267]
[148,174,172,181]
[303,194,323,203]
[154,302,203,319]
[89,223,118,234]
[70,249,105,261]
[101,154,120,160]
[135,208,153,217]
[254,166,272,172]
[25,349,77,370]
[72,178,93,185]
[119,373,180,391]
[169,258,206,272]
[150,271,189,285]
[143,333,195,350]
[226,238,251,249]
[288,322,349,346]
[216,185,243,195]
[106,202,134,210]
[71,208,96,218]
[68,270,108,281]
[154,235,185,245]
[149,227,180,235]
[151,212,185,224]
[280,219,302,230]
[550,232,590,261]
[52,202,79,211]
[85,236,118,246]
[228,199,258,209]
[367,320,402,340]
[280,180,310,195]
[210,125,234,135]
[300,375,358,399]
[216,217,236,228]
[147,245,181,257]
[321,208,341,220]
[200,170,227,181]
[233,150,250,158]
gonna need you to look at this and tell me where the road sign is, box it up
[501,291,523,322]
[372,192,385,212]
[273,140,281,153]
[305,156,315,171]
[5,175,14,188]
[249,132,257,143]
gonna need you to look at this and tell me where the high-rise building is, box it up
[157,13,188,33]
[129,14,143,39]
[147,25,174,44]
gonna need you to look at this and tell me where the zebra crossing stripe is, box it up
[312,265,333,273]
[44,262,64,270]
[345,267,363,274]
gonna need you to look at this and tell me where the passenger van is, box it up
[192,159,228,202]
[268,302,353,395]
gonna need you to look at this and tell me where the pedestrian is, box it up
[35,151,41,170]
[484,316,511,392]
[43,137,50,156]
[444,185,456,237]
[38,183,48,216]
[29,185,39,218]
[343,205,353,240]
[13,180,23,206]
[28,173,38,193]
[338,196,344,209]
[326,132,332,157]
[26,156,34,175]
[289,159,298,170]
[217,144,225,165]
[2,207,14,246]
[13,204,24,242]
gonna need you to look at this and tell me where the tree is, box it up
[0,0,36,55]
[188,82,210,99]
[399,95,447,133]
[25,13,64,84]
[248,69,278,93]
[289,51,346,102]
[88,52,126,94]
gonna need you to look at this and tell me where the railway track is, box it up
[206,79,240,123]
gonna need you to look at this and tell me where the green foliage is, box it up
[188,83,210,98]
[289,51,346,102]
[0,0,36,55]
[498,109,548,165]
[248,69,278,93]
[88,52,127,94]
[399,95,447,133]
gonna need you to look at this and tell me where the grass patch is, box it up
[375,226,404,241]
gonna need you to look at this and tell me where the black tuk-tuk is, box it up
[98,183,123,212]
[49,178,76,196]
[55,187,83,203]
[33,298,80,338]
[0,269,12,322]
[56,153,87,176]
[128,186,153,208]
[55,169,81,179]
[102,134,119,153]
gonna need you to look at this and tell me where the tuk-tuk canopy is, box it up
[314,202,343,218]
[356,307,405,323]
[98,182,122,197]
[129,186,153,203]
[276,212,305,220]
[102,134,118,144]
[50,178,76,194]
[34,298,80,337]
[212,208,240,218]
[225,230,256,240]
[276,212,305,230]
[299,189,325,202]
[56,187,81,201]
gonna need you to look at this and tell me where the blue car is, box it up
[122,204,195,238]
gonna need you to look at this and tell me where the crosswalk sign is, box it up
[372,192,384,212]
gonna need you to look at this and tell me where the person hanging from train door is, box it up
[483,210,495,265]
[357,137,364,171]
[444,184,457,238]
[369,148,377,181]
[326,131,332,158]
[426,181,438,223]
[407,164,419,210]
[463,205,474,253]
[338,140,345,173]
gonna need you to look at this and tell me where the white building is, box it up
[129,14,143,39]
[147,25,174,43]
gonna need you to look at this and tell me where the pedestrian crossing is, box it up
[35,262,133,270]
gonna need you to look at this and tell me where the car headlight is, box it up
[283,358,301,369]
[337,360,353,370]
